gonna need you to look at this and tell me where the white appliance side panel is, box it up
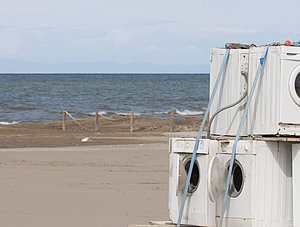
[255,141,293,227]
[210,48,229,135]
[248,47,281,135]
[292,144,300,227]
[210,48,248,136]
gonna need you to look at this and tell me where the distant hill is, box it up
[0,59,209,73]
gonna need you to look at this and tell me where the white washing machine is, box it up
[209,140,293,227]
[168,138,218,226]
[209,48,249,136]
[248,46,300,136]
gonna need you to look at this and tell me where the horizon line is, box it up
[0,72,210,74]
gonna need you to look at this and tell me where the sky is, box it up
[0,0,300,71]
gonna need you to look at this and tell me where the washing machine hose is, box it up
[219,46,269,227]
[207,71,248,138]
[176,49,231,227]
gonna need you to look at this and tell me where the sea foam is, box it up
[0,121,19,125]
[175,109,204,116]
[88,111,107,116]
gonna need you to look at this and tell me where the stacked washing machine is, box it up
[169,138,218,226]
[210,46,300,137]
[169,45,300,227]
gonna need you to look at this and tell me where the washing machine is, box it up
[168,138,218,226]
[208,140,293,227]
[248,46,300,136]
[209,48,249,136]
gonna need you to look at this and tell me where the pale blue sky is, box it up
[0,0,300,67]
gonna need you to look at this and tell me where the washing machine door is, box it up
[177,155,200,196]
[289,64,300,107]
[177,157,188,194]
[207,155,227,202]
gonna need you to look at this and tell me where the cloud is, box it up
[0,0,297,67]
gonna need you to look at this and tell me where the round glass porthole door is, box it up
[295,73,300,98]
[289,65,300,107]
[226,160,245,198]
[207,156,227,202]
[179,156,200,194]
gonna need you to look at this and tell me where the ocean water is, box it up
[0,74,209,124]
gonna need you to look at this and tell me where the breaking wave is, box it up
[175,109,204,116]
[0,121,19,125]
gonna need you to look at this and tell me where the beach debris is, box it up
[81,137,90,142]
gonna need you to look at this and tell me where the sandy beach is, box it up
[0,116,200,226]
[0,115,201,148]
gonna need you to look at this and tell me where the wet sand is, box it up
[0,116,200,226]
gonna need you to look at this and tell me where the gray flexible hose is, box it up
[207,72,248,138]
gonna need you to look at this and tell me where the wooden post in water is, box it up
[130,110,134,132]
[62,110,66,131]
[95,112,99,131]
[170,112,174,131]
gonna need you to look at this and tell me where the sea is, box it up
[0,73,209,124]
